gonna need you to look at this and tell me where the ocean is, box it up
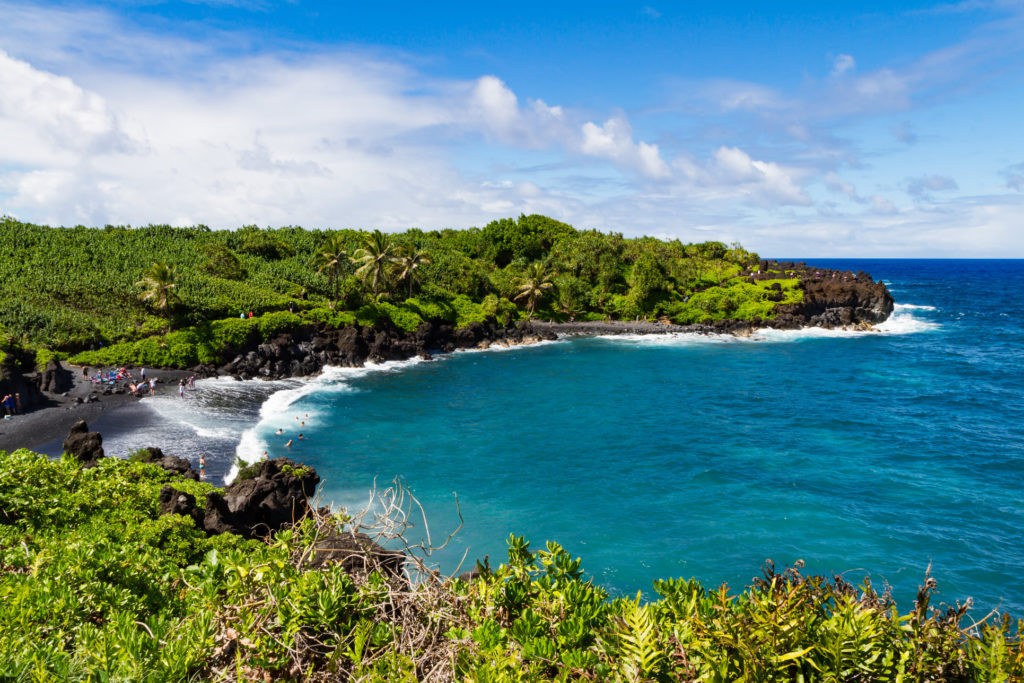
[66,259,1024,614]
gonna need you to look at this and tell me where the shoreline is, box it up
[0,315,885,458]
[0,366,194,454]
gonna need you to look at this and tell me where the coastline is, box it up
[0,316,884,458]
[0,323,680,457]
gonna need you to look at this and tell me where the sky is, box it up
[0,1,1022,256]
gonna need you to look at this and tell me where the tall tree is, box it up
[351,229,398,297]
[394,247,431,298]
[514,261,555,317]
[136,261,180,330]
[315,233,348,301]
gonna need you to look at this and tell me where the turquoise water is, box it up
[91,260,1024,614]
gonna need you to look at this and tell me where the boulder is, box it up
[63,420,104,466]
[158,485,204,527]
[134,446,199,481]
[203,458,320,539]
[303,529,406,577]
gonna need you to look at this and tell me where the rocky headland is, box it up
[212,264,894,382]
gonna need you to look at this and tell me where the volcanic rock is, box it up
[62,419,104,466]
[203,458,320,539]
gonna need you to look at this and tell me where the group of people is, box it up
[128,378,158,397]
[177,376,197,398]
[1,393,21,418]
[91,366,135,384]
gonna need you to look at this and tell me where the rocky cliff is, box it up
[769,266,894,329]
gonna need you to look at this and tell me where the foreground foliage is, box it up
[1,449,1021,681]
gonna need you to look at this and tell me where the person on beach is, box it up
[261,450,268,460]
[199,454,206,480]
[178,379,185,398]
[149,378,156,393]
[14,394,21,413]
[140,367,146,380]
[2,394,12,417]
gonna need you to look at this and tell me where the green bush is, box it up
[0,449,1020,681]
[303,307,356,328]
[451,294,488,328]
[374,302,424,333]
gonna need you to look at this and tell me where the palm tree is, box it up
[514,261,555,317]
[394,247,431,298]
[314,233,347,301]
[136,261,180,330]
[351,229,398,297]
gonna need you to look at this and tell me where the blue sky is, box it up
[1,1,1022,256]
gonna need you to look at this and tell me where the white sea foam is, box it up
[456,338,562,353]
[593,306,939,346]
[875,310,940,334]
[593,332,737,346]
[230,357,430,479]
[894,303,937,312]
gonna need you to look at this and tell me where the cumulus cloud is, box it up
[467,75,567,148]
[0,49,137,157]
[579,116,670,179]
[672,146,810,206]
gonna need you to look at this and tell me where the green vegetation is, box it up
[0,216,800,370]
[1,448,1020,681]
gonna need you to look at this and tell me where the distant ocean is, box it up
[66,260,1024,614]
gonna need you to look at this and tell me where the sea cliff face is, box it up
[210,266,894,381]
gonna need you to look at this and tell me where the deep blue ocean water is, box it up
[83,260,1024,614]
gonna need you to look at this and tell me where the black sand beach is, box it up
[0,366,193,454]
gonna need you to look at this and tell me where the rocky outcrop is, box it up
[202,458,320,539]
[159,485,204,528]
[134,446,199,481]
[38,358,73,394]
[303,529,407,577]
[771,267,894,329]
[62,420,104,466]
[0,355,45,413]
[215,320,557,381]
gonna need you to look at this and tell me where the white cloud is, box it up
[831,53,856,77]
[0,49,137,157]
[579,115,670,179]
[467,75,568,148]
[697,79,786,112]
[700,146,810,206]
